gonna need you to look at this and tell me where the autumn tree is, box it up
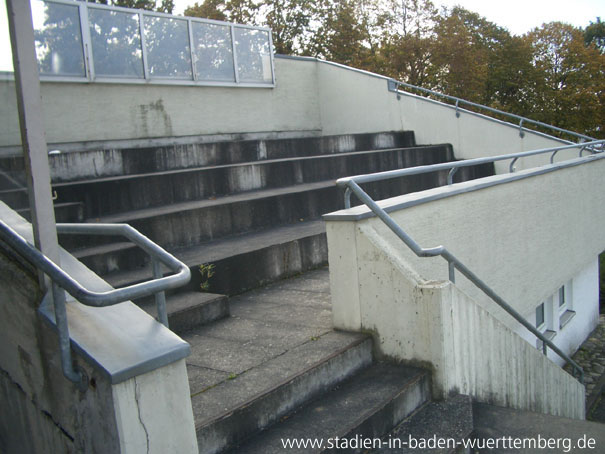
[88,0,175,13]
[527,22,604,137]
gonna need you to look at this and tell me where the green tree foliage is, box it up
[585,17,605,53]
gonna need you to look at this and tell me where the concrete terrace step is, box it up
[139,291,230,334]
[100,220,327,295]
[227,363,430,454]
[373,394,474,454]
[180,268,376,454]
[45,130,417,182]
[472,402,605,453]
[60,180,338,253]
[51,145,453,218]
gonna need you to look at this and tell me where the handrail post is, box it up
[455,99,460,118]
[448,261,456,283]
[447,167,458,185]
[51,283,87,391]
[344,187,352,209]
[152,258,169,328]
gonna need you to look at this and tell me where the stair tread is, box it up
[472,402,605,452]
[229,362,428,453]
[138,291,226,317]
[52,146,440,187]
[87,180,335,224]
[102,219,326,288]
[374,394,474,453]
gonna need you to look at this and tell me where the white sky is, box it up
[173,0,604,36]
[1,0,603,72]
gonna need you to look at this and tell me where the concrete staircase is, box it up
[0,131,493,331]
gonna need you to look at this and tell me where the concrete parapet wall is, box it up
[1,56,571,171]
[327,221,585,419]
[325,156,605,419]
[0,203,198,453]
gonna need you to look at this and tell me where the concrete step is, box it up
[139,291,230,335]
[61,180,338,252]
[51,144,453,218]
[99,220,327,296]
[16,201,84,223]
[180,268,378,454]
[472,402,605,453]
[372,394,474,454]
[45,131,417,182]
[226,362,430,454]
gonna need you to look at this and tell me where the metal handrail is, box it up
[388,80,597,143]
[341,140,605,209]
[0,220,191,390]
[335,144,601,384]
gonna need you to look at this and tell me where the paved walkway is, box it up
[564,313,605,421]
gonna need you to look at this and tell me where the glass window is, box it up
[234,28,272,84]
[33,0,85,77]
[88,8,143,78]
[144,16,192,79]
[558,286,566,307]
[535,303,545,329]
[192,22,235,82]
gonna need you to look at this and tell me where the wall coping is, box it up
[1,202,190,384]
[323,153,605,222]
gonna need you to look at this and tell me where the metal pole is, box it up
[152,258,169,328]
[6,0,60,289]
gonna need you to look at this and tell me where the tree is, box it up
[87,0,175,14]
[308,0,372,69]
[184,0,258,24]
[584,17,605,53]
[527,22,604,137]
[258,0,316,55]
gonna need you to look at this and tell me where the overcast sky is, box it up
[171,0,604,36]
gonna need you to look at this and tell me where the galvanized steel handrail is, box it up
[336,144,601,384]
[388,80,596,143]
[341,140,605,209]
[0,220,191,390]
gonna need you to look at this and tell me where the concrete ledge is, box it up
[1,202,190,385]
[324,154,605,222]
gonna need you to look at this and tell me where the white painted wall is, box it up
[326,157,605,418]
[328,156,605,339]
[1,56,575,171]
[326,220,585,419]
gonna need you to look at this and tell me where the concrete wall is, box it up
[326,220,585,419]
[0,57,322,150]
[328,155,605,337]
[0,203,198,453]
[1,56,573,171]
[325,156,605,418]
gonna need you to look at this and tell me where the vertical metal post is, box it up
[344,187,352,209]
[448,261,455,283]
[52,283,86,390]
[152,258,169,328]
[6,0,60,288]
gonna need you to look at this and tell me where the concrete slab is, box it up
[473,402,605,453]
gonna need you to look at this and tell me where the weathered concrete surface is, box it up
[375,394,474,454]
[0,203,198,453]
[182,268,375,454]
[228,363,430,454]
[473,402,605,453]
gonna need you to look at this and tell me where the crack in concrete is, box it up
[134,377,150,454]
